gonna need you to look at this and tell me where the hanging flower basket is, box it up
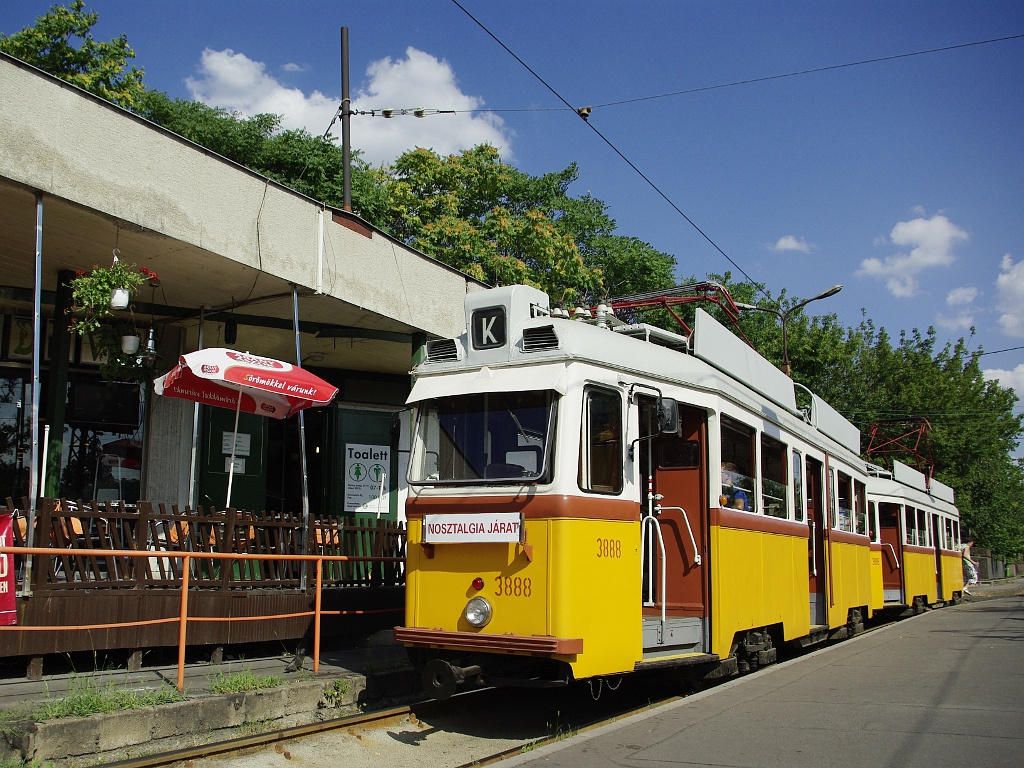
[90,320,156,383]
[69,256,158,335]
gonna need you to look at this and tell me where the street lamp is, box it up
[735,285,843,376]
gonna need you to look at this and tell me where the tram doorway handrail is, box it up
[882,542,901,569]
[654,503,702,567]
[640,511,667,631]
[0,545,403,693]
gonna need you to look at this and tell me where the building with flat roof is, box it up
[0,51,485,520]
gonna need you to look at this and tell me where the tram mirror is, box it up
[657,398,680,434]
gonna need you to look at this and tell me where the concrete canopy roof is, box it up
[0,53,484,377]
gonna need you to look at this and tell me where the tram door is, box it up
[805,457,827,626]
[639,399,708,654]
[878,503,903,603]
[931,514,944,599]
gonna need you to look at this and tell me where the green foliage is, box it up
[207,669,282,694]
[0,676,185,723]
[730,279,1024,557]
[368,145,602,303]
[68,260,152,335]
[0,0,145,109]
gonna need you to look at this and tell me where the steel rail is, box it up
[100,702,425,768]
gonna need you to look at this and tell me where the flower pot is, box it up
[110,288,130,310]
[121,335,140,354]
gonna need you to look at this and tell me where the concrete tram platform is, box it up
[507,582,1024,768]
[0,632,417,766]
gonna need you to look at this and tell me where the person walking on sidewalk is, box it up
[961,539,979,595]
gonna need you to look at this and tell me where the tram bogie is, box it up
[394,285,963,699]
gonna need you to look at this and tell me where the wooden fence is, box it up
[5,497,406,592]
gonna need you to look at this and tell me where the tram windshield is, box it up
[409,390,557,485]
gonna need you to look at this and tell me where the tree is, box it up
[735,292,1024,557]
[0,0,145,109]
[368,146,601,303]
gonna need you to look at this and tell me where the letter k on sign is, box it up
[472,307,506,350]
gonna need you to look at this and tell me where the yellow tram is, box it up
[867,461,963,614]
[394,285,953,698]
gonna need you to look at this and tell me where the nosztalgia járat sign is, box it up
[423,513,522,543]
[345,444,389,513]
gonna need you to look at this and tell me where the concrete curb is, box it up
[1,669,417,766]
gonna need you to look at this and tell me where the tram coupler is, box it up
[421,658,483,700]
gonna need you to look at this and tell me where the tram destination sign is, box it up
[423,513,522,543]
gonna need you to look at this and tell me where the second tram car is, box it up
[867,461,963,614]
[394,285,962,698]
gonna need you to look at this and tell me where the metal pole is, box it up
[292,287,311,590]
[341,26,351,211]
[23,193,43,594]
[187,308,205,508]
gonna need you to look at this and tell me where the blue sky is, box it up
[4,1,1024,426]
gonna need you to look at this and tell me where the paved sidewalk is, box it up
[507,592,1024,768]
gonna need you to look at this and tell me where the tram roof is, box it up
[410,286,869,460]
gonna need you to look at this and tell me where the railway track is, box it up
[102,679,685,768]
[103,613,929,768]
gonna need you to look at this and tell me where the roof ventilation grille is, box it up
[426,338,459,362]
[522,325,559,352]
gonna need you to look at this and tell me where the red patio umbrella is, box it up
[154,348,337,507]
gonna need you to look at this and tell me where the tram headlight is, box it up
[464,596,492,628]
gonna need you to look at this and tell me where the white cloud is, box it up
[185,47,512,166]
[350,47,510,165]
[186,48,337,132]
[281,62,306,73]
[935,312,974,331]
[935,285,978,331]
[771,235,813,253]
[857,213,968,297]
[946,286,978,306]
[995,253,1024,337]
[983,363,1024,401]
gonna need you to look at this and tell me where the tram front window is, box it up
[410,390,556,485]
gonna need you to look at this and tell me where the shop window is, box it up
[720,416,755,512]
[579,388,622,494]
[761,434,788,519]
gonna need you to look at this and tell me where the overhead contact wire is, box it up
[451,0,766,295]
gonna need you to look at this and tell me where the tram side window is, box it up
[828,469,837,528]
[579,388,623,494]
[854,480,867,535]
[905,507,917,546]
[720,416,756,512]
[868,501,878,542]
[761,434,788,519]
[945,518,954,551]
[917,508,928,546]
[836,472,854,532]
[792,451,805,522]
[953,520,961,549]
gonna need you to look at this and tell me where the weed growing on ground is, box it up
[39,677,184,719]
[0,676,184,726]
[235,718,275,737]
[321,678,351,705]
[207,669,282,694]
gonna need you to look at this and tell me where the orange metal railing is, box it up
[0,546,403,691]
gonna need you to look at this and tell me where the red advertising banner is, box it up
[0,514,16,625]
